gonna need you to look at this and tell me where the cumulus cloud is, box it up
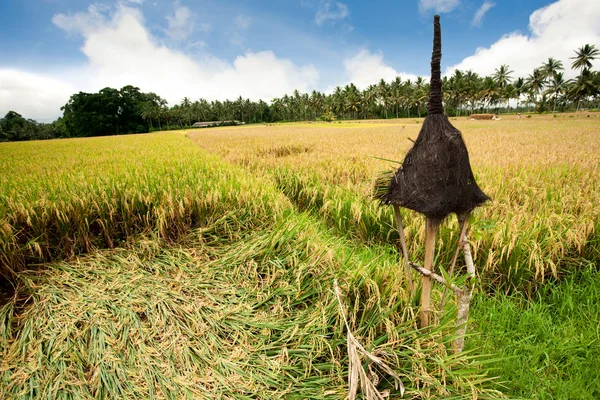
[51,4,111,36]
[0,69,77,122]
[419,0,460,14]
[471,1,495,28]
[448,0,600,78]
[315,1,349,25]
[1,5,318,121]
[341,49,418,89]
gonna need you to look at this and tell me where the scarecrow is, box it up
[377,15,489,349]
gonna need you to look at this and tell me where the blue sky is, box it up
[1,0,598,121]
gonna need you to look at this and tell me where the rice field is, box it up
[189,114,600,291]
[1,114,599,398]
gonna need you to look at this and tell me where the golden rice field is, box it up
[190,114,600,290]
[0,114,599,398]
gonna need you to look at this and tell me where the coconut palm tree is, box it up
[362,85,377,119]
[525,68,546,111]
[414,77,427,117]
[390,77,403,118]
[463,71,481,114]
[140,102,154,130]
[568,68,598,110]
[377,79,390,119]
[479,77,500,112]
[181,97,192,127]
[332,86,344,119]
[493,64,513,89]
[571,44,600,71]
[401,80,414,117]
[513,77,525,112]
[344,84,361,119]
[544,72,568,112]
[493,65,513,112]
[542,57,564,81]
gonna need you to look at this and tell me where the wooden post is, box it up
[420,217,439,328]
[440,213,469,310]
[454,220,476,353]
[393,205,414,297]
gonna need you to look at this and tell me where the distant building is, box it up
[191,120,245,128]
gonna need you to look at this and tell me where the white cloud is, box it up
[448,0,600,79]
[165,2,197,41]
[0,5,318,121]
[419,0,460,14]
[0,69,77,122]
[315,1,349,25]
[341,49,418,90]
[127,0,144,4]
[471,1,495,28]
[51,4,110,36]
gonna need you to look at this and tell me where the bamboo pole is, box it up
[393,205,414,297]
[420,217,439,328]
[454,222,476,353]
[440,213,469,310]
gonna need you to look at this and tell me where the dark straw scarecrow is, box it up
[377,15,489,337]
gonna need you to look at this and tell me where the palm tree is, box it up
[544,72,568,112]
[362,85,377,119]
[568,68,598,110]
[140,102,154,130]
[390,77,403,118]
[493,65,513,112]
[401,80,413,117]
[542,57,564,81]
[493,64,513,89]
[332,86,344,119]
[413,77,427,117]
[525,68,546,111]
[464,70,481,114]
[571,44,600,71]
[479,77,500,112]
[513,77,525,112]
[376,79,389,119]
[344,84,361,120]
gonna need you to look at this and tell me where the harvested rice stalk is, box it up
[334,279,405,399]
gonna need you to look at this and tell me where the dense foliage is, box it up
[61,85,164,137]
[0,111,65,142]
[2,44,599,141]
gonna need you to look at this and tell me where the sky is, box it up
[0,0,599,121]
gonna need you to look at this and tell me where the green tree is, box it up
[544,72,568,112]
[570,44,600,71]
[542,57,564,81]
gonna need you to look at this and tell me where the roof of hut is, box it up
[377,15,489,221]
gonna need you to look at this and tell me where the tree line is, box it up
[2,44,599,142]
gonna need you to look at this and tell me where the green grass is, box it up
[469,265,600,399]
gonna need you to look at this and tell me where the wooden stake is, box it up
[440,213,469,310]
[420,217,439,328]
[455,215,476,353]
[393,205,414,297]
